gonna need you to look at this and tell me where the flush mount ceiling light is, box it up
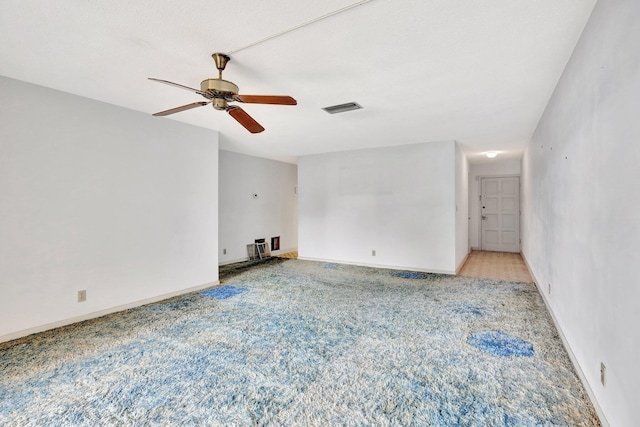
[486,151,498,158]
[322,102,363,114]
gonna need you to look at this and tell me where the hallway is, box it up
[459,251,533,283]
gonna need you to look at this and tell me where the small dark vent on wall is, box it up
[271,236,280,251]
[322,102,363,114]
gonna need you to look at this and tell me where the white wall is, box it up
[521,0,640,425]
[218,150,297,264]
[455,143,469,271]
[0,76,219,342]
[468,160,521,249]
[298,141,457,273]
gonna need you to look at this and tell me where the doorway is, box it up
[480,176,520,252]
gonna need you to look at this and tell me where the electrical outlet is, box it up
[600,362,606,386]
[372,250,376,256]
[77,290,86,302]
[223,248,227,255]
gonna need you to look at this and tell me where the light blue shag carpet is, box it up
[0,259,599,426]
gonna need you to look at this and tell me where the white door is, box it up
[480,177,520,252]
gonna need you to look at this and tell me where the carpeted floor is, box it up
[0,259,599,426]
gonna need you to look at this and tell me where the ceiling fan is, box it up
[149,53,297,133]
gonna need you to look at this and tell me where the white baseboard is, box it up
[297,256,455,275]
[0,280,219,344]
[521,252,608,427]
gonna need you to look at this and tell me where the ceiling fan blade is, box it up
[234,95,297,105]
[152,102,209,116]
[227,106,265,133]
[148,78,208,96]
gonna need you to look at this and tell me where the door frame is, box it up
[477,174,521,252]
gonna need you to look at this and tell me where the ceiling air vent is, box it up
[322,102,363,114]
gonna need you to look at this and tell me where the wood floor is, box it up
[279,250,533,283]
[459,250,533,282]
[276,251,298,259]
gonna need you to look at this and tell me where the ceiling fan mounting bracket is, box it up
[212,53,230,73]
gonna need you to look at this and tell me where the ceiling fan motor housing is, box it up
[201,79,239,108]
[200,78,238,94]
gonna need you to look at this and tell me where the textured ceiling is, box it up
[0,0,597,163]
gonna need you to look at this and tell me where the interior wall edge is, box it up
[455,252,470,275]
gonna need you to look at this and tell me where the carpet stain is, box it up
[200,285,247,300]
[390,270,430,279]
[453,303,486,317]
[468,330,535,357]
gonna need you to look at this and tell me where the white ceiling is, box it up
[0,0,596,164]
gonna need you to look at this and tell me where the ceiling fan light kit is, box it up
[149,53,296,133]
